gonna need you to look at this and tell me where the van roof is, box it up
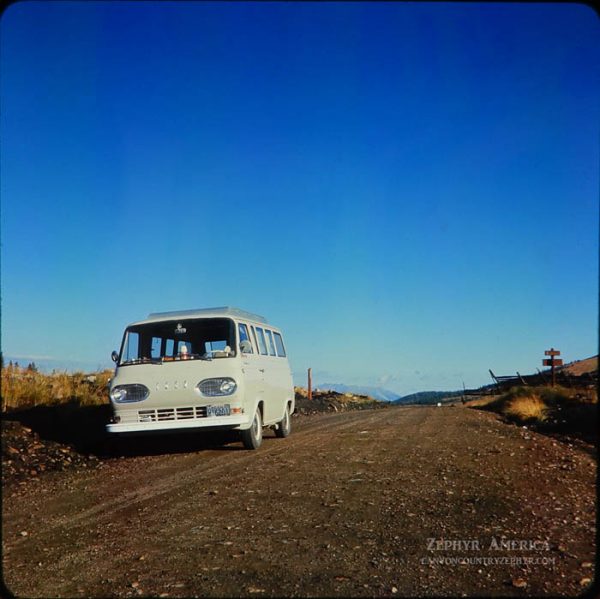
[134,306,269,325]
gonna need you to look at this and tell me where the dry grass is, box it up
[1,365,112,411]
[472,385,598,442]
[504,395,548,422]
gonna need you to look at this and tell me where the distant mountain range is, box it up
[315,383,401,402]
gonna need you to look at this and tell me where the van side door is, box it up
[239,322,264,414]
[256,325,281,423]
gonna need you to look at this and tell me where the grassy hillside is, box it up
[560,355,598,376]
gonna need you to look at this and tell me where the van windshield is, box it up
[119,318,236,366]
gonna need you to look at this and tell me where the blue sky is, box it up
[1,2,598,395]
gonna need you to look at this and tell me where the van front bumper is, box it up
[106,414,249,434]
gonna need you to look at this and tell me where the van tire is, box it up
[241,406,263,450]
[275,403,291,438]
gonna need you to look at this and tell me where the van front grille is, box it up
[138,406,207,422]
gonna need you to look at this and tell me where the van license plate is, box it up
[207,404,231,417]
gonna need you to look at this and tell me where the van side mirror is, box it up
[111,351,119,363]
[240,340,252,354]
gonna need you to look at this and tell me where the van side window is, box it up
[238,324,254,353]
[165,339,175,357]
[273,332,286,357]
[265,330,276,356]
[255,327,268,355]
[250,326,259,352]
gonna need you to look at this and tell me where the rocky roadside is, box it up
[2,419,101,487]
[294,396,387,415]
[294,387,387,415]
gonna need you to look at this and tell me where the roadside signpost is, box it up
[543,348,563,387]
[308,367,312,401]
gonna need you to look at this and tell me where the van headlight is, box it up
[197,378,237,397]
[110,384,149,403]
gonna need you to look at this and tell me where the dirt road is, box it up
[2,406,596,597]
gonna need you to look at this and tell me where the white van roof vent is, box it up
[146,306,268,324]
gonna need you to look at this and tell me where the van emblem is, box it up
[175,323,187,334]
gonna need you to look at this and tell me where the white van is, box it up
[106,307,294,449]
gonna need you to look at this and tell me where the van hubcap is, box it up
[253,411,261,440]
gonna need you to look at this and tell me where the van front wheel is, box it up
[241,407,263,450]
[275,404,291,438]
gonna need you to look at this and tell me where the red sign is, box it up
[543,358,563,366]
[545,349,561,356]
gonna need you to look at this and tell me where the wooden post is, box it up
[307,367,312,401]
[543,348,563,388]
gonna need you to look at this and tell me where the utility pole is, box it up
[307,367,312,401]
[543,348,563,387]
